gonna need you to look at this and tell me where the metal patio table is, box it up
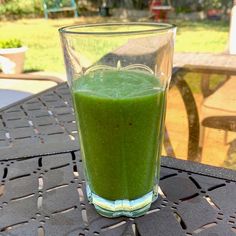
[0,66,236,236]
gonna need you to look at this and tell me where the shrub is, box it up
[0,39,22,49]
[0,0,43,19]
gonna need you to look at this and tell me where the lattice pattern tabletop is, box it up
[0,151,236,236]
[0,83,79,160]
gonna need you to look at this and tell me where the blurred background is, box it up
[0,0,233,73]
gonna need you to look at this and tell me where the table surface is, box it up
[0,150,236,236]
[0,66,236,235]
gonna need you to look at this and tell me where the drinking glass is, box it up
[59,23,176,217]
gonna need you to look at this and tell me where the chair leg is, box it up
[198,125,206,158]
[74,9,78,17]
[44,10,48,19]
[224,131,228,145]
[199,125,206,149]
[163,126,176,157]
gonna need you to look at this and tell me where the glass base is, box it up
[86,184,158,218]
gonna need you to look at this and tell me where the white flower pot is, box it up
[0,46,27,74]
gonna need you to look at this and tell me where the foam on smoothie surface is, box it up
[74,70,161,98]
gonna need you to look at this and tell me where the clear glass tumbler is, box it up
[59,23,176,218]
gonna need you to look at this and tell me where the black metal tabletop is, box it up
[0,83,78,160]
[1,66,236,235]
[0,150,236,236]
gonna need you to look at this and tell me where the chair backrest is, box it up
[43,0,76,10]
[42,0,78,19]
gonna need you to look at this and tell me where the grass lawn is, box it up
[0,17,229,73]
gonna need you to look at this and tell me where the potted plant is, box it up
[0,39,27,74]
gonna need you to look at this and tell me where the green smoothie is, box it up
[72,69,165,201]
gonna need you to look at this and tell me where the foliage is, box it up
[0,39,22,48]
[201,0,233,16]
[0,0,234,19]
[93,0,232,12]
[172,0,233,14]
[172,0,201,13]
[0,0,80,19]
[202,0,232,10]
[89,0,233,13]
[0,0,43,18]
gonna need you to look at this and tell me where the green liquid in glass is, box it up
[73,70,165,201]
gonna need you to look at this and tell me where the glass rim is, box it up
[59,22,176,35]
